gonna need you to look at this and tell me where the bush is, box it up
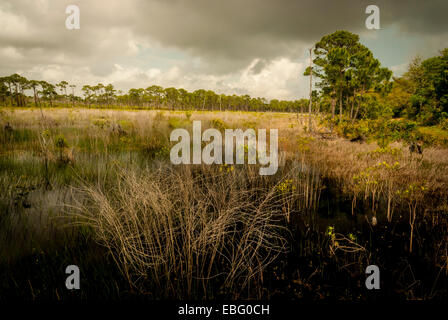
[210,118,228,131]
[439,118,448,131]
[54,134,69,150]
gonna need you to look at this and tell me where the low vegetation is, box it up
[0,108,447,300]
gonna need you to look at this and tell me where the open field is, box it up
[1,107,448,300]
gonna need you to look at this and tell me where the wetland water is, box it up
[272,172,448,300]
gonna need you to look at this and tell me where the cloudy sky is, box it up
[1,0,447,100]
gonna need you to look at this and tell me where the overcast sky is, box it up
[1,0,447,100]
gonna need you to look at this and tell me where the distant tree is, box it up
[81,85,93,107]
[69,84,76,107]
[29,80,41,107]
[145,85,164,107]
[312,31,391,122]
[8,73,29,106]
[40,81,57,107]
[57,80,68,96]
[0,77,9,106]
[128,88,145,106]
[313,31,362,119]
[164,87,179,110]
[104,84,115,106]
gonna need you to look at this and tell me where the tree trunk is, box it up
[33,87,38,107]
[14,84,20,106]
[330,96,336,132]
[350,91,356,120]
[352,87,364,122]
[339,73,343,119]
[339,87,343,119]
[331,97,336,119]
[7,83,13,106]
[308,47,313,132]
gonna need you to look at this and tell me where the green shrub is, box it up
[439,118,448,131]
[54,134,69,150]
[210,118,228,131]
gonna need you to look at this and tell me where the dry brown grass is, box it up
[279,127,448,256]
[72,163,290,299]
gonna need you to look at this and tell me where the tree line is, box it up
[0,75,308,113]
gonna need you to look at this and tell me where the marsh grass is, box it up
[1,107,447,300]
[71,163,292,299]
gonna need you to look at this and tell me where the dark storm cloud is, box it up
[381,0,448,34]
[1,0,447,73]
[131,0,364,71]
[130,0,448,72]
[250,59,268,75]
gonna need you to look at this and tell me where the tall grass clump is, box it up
[73,164,289,299]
